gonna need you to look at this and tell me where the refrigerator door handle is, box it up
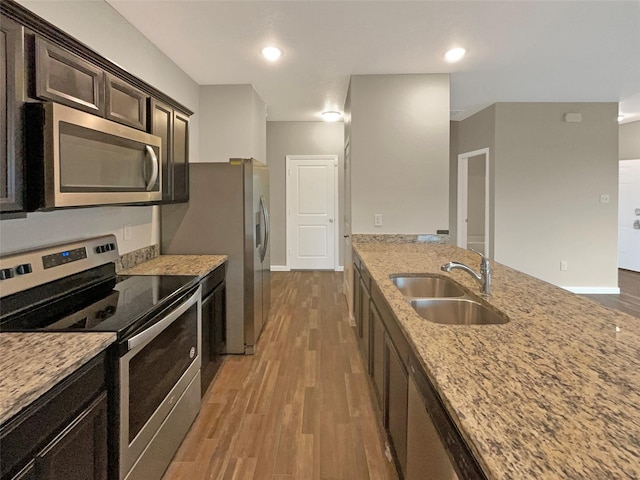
[260,195,270,262]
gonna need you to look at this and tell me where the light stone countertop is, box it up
[0,332,116,425]
[353,241,640,480]
[119,255,227,278]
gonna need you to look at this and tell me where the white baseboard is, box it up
[335,265,344,272]
[563,286,621,294]
[271,265,290,272]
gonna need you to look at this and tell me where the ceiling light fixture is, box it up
[261,46,282,62]
[444,47,466,63]
[321,111,342,122]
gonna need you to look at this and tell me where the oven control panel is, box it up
[0,235,119,297]
[43,247,88,269]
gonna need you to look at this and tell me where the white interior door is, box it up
[618,159,640,272]
[287,155,337,270]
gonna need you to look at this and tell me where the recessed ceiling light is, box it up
[444,47,466,63]
[618,114,625,122]
[261,46,282,62]
[321,111,342,122]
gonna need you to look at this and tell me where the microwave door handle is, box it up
[145,145,159,191]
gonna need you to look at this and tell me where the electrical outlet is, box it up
[560,260,568,271]
[374,213,383,227]
[123,224,132,241]
[599,194,610,204]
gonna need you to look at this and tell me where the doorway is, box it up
[286,155,339,270]
[457,148,490,256]
[618,159,640,272]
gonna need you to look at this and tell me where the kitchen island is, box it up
[354,241,640,479]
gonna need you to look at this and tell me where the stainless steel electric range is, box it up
[0,235,202,480]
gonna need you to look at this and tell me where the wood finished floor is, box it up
[162,271,398,480]
[584,268,640,319]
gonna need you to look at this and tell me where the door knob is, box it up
[329,218,334,223]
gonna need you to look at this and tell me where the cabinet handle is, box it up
[145,145,159,191]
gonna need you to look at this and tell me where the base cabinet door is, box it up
[360,280,371,371]
[371,304,385,411]
[35,392,108,480]
[407,373,458,480]
[386,338,408,478]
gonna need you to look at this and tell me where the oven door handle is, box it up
[127,286,201,352]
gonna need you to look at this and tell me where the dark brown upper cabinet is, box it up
[1,13,25,215]
[150,98,173,202]
[150,99,189,203]
[172,110,189,203]
[34,37,105,116]
[105,73,147,131]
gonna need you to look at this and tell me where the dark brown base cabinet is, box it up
[353,249,488,480]
[0,353,110,480]
[200,263,227,396]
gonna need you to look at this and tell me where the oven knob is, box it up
[16,264,32,275]
[0,268,15,280]
[95,245,105,254]
[108,243,116,251]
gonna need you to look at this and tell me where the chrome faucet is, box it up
[441,250,491,296]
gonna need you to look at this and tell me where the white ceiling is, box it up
[107,0,640,123]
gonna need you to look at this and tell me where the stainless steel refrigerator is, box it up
[161,159,270,354]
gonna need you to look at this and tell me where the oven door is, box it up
[119,285,201,480]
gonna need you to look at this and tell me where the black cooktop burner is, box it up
[0,271,198,340]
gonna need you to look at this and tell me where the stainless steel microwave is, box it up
[26,102,163,209]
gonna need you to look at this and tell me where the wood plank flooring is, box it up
[584,268,640,319]
[162,271,398,480]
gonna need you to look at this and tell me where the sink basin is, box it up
[410,298,509,325]
[391,275,466,298]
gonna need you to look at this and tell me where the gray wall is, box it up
[349,74,450,234]
[266,121,345,267]
[449,107,496,255]
[1,0,199,255]
[198,85,266,163]
[619,121,640,160]
[454,103,619,289]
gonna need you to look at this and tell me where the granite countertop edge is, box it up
[0,332,116,426]
[119,254,228,278]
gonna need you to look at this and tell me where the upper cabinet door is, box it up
[149,98,173,203]
[172,110,189,203]
[35,37,105,116]
[105,73,148,130]
[1,14,25,214]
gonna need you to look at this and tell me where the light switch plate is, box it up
[600,194,610,204]
[374,214,383,227]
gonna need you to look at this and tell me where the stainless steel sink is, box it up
[391,275,466,298]
[410,298,509,325]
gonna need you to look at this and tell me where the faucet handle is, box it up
[468,247,487,261]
